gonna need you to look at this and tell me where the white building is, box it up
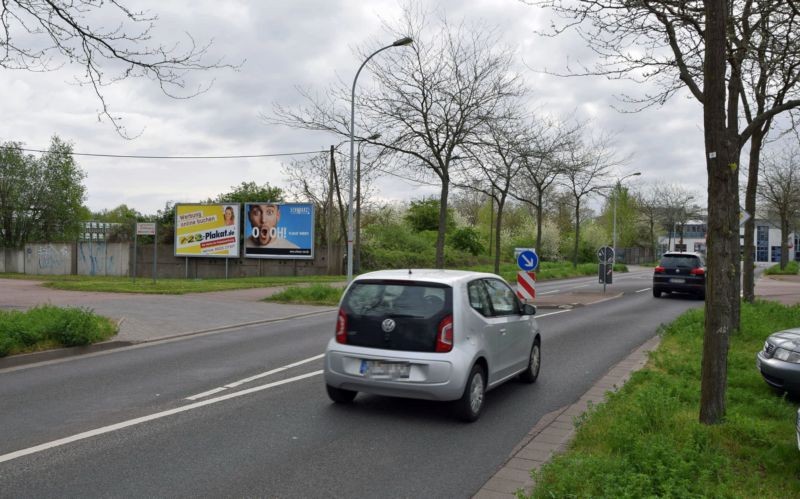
[658,219,799,262]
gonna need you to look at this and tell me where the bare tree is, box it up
[270,7,522,268]
[528,0,800,424]
[758,147,800,269]
[1,1,236,137]
[457,113,527,273]
[560,133,619,267]
[511,117,581,255]
[738,2,800,301]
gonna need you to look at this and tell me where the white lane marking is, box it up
[185,387,227,400]
[0,370,323,465]
[535,310,572,318]
[571,284,589,289]
[635,288,652,293]
[186,353,325,400]
[537,289,561,295]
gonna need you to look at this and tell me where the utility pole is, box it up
[327,146,334,275]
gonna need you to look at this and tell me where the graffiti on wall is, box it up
[25,244,70,273]
[79,241,113,276]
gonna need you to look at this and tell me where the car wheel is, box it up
[653,288,661,298]
[454,364,486,422]
[697,291,706,300]
[519,338,541,384]
[326,384,357,404]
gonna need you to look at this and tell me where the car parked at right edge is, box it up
[652,251,706,299]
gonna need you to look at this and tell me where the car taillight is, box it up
[335,308,347,344]
[436,315,453,353]
[654,266,665,274]
[690,267,705,276]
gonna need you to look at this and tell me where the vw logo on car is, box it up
[381,318,396,333]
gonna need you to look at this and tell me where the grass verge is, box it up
[263,284,343,306]
[0,273,345,294]
[465,261,629,283]
[764,260,800,275]
[0,305,118,357]
[528,300,800,497]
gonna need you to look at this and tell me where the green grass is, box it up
[263,284,343,306]
[764,261,800,275]
[465,261,628,283]
[0,305,118,357]
[528,300,800,498]
[0,273,345,294]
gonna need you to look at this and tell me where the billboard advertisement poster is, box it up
[175,204,240,258]
[243,202,314,259]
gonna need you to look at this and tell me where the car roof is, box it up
[353,269,502,286]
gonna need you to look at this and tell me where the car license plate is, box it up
[670,278,685,284]
[360,360,410,378]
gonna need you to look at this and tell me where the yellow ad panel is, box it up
[175,204,240,257]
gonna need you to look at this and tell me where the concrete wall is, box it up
[1,243,340,278]
[77,242,130,276]
[132,244,342,279]
[24,244,73,275]
[1,248,25,273]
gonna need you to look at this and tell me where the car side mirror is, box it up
[521,303,536,316]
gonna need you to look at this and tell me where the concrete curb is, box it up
[473,334,661,498]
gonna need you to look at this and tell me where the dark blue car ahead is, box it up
[652,251,706,299]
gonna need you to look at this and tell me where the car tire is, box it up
[453,364,486,423]
[326,384,357,404]
[653,288,661,298]
[519,338,541,384]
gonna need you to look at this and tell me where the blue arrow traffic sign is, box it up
[517,249,539,271]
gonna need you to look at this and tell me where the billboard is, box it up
[175,204,240,258]
[243,202,314,259]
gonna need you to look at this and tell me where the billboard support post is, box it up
[153,223,157,284]
[133,229,137,283]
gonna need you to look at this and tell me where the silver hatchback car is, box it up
[324,269,542,422]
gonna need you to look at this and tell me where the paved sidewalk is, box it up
[474,271,800,498]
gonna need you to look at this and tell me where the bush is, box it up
[0,305,117,356]
[450,227,483,255]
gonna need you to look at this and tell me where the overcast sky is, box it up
[0,0,714,216]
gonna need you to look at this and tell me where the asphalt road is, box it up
[0,270,699,497]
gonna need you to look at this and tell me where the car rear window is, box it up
[660,255,702,268]
[340,280,452,352]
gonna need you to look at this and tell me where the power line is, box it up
[0,146,328,160]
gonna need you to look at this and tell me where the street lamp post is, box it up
[348,36,412,282]
[611,172,641,267]
[355,132,381,274]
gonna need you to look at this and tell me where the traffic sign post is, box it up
[516,271,536,302]
[597,246,614,292]
[516,249,539,271]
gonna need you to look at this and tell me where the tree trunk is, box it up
[435,180,449,268]
[700,0,737,425]
[494,196,505,274]
[536,190,544,253]
[572,199,580,268]
[742,130,763,302]
[781,218,789,269]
